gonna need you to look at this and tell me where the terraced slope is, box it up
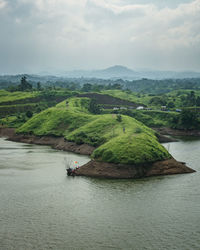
[78,92,140,108]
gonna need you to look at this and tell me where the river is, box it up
[0,137,199,250]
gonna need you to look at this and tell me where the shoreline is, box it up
[153,127,200,137]
[75,159,195,179]
[0,127,94,156]
[0,127,196,178]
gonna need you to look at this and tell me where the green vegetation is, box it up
[1,76,200,166]
[120,109,179,128]
[170,109,199,130]
[88,99,101,114]
[0,90,37,104]
[102,89,200,110]
[16,97,171,165]
[100,89,200,129]
[102,89,150,106]
[1,115,27,128]
[17,98,94,136]
[18,76,33,91]
[0,88,76,128]
[1,86,200,131]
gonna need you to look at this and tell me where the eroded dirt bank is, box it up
[75,159,195,179]
[0,127,94,155]
[0,127,16,137]
[154,127,200,137]
[0,127,196,178]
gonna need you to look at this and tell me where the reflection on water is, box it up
[0,137,200,250]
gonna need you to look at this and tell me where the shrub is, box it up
[135,127,142,134]
[26,110,33,118]
[116,114,122,122]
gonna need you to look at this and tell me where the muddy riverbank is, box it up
[0,127,195,178]
[0,127,94,155]
[154,127,200,137]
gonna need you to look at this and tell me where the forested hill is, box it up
[1,74,200,95]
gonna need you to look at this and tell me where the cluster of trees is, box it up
[148,96,175,108]
[7,76,43,92]
[180,91,200,107]
[14,110,33,123]
[171,109,199,130]
[125,78,200,94]
[18,76,32,91]
[149,96,167,106]
[148,90,200,109]
[81,83,122,92]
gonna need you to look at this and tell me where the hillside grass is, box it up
[0,90,38,104]
[93,132,170,165]
[1,115,27,128]
[17,97,171,165]
[101,89,150,105]
[126,110,179,128]
[17,98,94,136]
[0,89,77,126]
[0,89,75,104]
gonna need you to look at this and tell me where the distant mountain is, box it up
[100,65,136,76]
[64,65,139,79]
[1,65,200,82]
[63,65,200,80]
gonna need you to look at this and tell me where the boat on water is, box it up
[66,160,79,176]
[66,167,75,176]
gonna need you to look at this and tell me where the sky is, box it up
[0,0,199,74]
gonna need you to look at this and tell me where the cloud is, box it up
[0,0,7,9]
[0,0,199,73]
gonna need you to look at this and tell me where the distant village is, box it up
[112,106,182,112]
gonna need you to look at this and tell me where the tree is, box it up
[37,82,42,91]
[179,109,199,129]
[167,101,175,108]
[112,83,122,90]
[196,96,200,106]
[26,110,33,118]
[184,91,196,106]
[18,76,32,91]
[82,83,92,92]
[88,99,101,114]
[149,96,167,106]
[116,114,122,122]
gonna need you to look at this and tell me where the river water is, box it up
[0,137,199,250]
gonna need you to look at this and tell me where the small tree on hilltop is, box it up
[116,114,122,122]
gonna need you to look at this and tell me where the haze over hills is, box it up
[1,65,200,83]
[63,65,200,80]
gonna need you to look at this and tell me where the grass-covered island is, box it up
[4,96,194,178]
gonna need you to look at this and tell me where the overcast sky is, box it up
[0,0,199,74]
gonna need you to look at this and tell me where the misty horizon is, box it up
[0,0,199,74]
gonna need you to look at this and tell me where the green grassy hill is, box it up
[17,98,94,136]
[0,90,37,104]
[101,89,149,106]
[0,89,76,127]
[17,97,171,165]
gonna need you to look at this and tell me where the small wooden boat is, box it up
[66,168,75,176]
